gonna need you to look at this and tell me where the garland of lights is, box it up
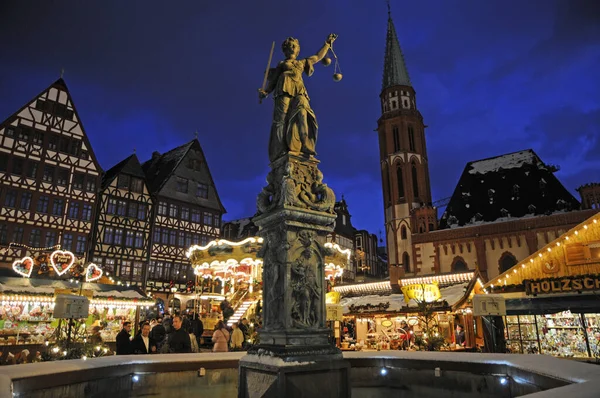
[7,242,62,252]
[485,217,600,293]
[2,241,138,288]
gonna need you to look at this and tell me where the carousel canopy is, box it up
[187,237,351,279]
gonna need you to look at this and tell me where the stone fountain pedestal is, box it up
[238,153,350,398]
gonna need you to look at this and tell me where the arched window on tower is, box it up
[499,252,518,274]
[378,130,386,158]
[408,125,415,151]
[382,164,391,204]
[402,252,410,273]
[451,257,469,272]
[401,225,407,240]
[392,126,400,152]
[396,165,404,199]
[412,163,419,198]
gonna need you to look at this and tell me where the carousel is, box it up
[186,237,350,330]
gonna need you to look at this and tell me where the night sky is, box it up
[1,1,598,237]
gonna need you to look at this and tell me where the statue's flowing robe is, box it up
[267,58,318,162]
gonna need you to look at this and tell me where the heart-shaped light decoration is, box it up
[12,257,34,278]
[50,250,75,276]
[85,263,103,282]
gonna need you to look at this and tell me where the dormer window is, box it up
[117,174,130,190]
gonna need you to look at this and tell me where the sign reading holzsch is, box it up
[525,276,600,295]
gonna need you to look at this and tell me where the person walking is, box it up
[188,325,199,353]
[191,313,204,347]
[163,314,173,335]
[132,323,157,354]
[230,323,245,351]
[212,321,230,352]
[150,317,167,351]
[116,322,133,355]
[168,315,192,353]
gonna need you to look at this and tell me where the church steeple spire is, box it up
[377,3,436,285]
[382,7,412,89]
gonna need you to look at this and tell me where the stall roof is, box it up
[339,282,472,315]
[334,270,481,297]
[484,212,600,291]
[0,276,151,301]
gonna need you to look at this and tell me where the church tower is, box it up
[377,8,436,283]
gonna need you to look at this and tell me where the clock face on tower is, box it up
[543,260,559,274]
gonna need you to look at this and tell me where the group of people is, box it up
[114,315,253,354]
[211,318,250,352]
[115,313,204,355]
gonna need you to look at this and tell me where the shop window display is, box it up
[504,315,539,354]
[0,299,139,348]
[538,312,588,358]
[0,298,136,346]
[504,311,594,358]
[0,301,55,346]
[584,314,600,357]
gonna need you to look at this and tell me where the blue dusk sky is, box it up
[0,0,598,236]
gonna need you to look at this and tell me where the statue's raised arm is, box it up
[306,33,337,68]
[258,33,338,162]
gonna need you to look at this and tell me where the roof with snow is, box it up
[340,282,470,315]
[222,217,258,240]
[439,149,581,229]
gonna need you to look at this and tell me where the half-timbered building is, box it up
[0,78,101,266]
[142,139,226,297]
[89,154,152,287]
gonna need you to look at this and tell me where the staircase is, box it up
[227,299,256,327]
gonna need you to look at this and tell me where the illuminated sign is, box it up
[50,250,75,276]
[525,276,600,295]
[12,257,34,278]
[401,282,442,303]
[85,263,103,282]
[326,291,340,304]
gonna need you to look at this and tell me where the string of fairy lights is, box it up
[485,216,599,293]
[5,241,132,285]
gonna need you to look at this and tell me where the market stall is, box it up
[334,271,485,351]
[482,212,600,358]
[0,274,153,362]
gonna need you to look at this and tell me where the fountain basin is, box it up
[0,351,599,397]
